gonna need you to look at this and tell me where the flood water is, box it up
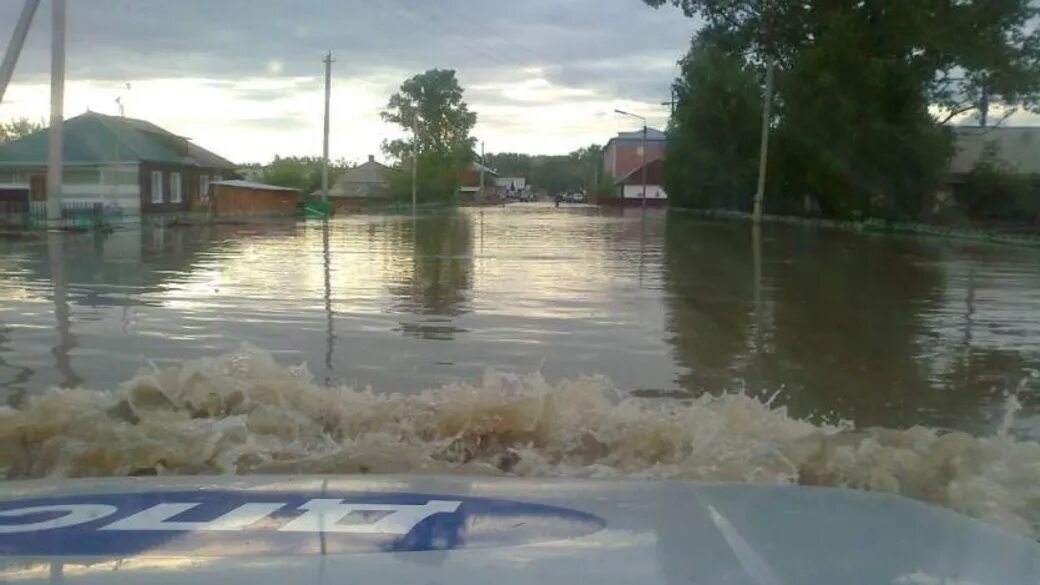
[1,203,1039,438]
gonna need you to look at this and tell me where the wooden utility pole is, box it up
[411,131,418,213]
[479,141,485,201]
[752,0,774,225]
[660,87,677,117]
[47,0,65,222]
[751,61,773,224]
[321,50,334,203]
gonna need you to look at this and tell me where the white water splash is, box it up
[0,346,1038,537]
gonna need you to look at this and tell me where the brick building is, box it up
[602,127,667,182]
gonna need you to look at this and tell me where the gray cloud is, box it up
[0,0,697,96]
[230,115,310,131]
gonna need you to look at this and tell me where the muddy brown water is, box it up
[1,203,1038,438]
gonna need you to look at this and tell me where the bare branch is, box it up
[938,104,978,125]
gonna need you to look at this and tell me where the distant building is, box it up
[947,126,1040,179]
[603,127,667,182]
[495,176,527,196]
[325,155,394,212]
[458,161,498,202]
[614,159,667,205]
[328,155,393,199]
[0,112,236,216]
[931,126,1040,217]
[236,166,265,182]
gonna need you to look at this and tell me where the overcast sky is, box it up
[0,0,699,164]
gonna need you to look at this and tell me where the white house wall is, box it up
[61,164,141,213]
[622,184,667,200]
[0,164,141,213]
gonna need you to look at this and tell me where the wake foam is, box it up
[1,346,1037,536]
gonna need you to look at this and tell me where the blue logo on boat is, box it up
[0,490,605,556]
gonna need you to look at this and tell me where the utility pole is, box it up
[479,141,485,201]
[640,123,648,209]
[660,87,676,117]
[321,50,334,204]
[411,130,418,213]
[47,0,66,222]
[0,0,41,104]
[752,0,774,225]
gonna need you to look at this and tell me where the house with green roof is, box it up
[0,112,237,216]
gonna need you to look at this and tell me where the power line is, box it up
[371,0,538,73]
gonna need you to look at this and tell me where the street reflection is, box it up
[662,214,1040,433]
[390,212,474,318]
[0,206,1038,433]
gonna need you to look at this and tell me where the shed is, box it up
[212,180,300,217]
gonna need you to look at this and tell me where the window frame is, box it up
[150,170,164,204]
[170,172,183,204]
[199,175,210,202]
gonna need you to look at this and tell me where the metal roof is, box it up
[607,127,668,146]
[615,158,665,185]
[0,112,236,169]
[949,126,1040,175]
[333,160,392,185]
[469,161,498,176]
[210,180,300,192]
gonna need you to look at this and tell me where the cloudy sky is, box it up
[0,0,699,164]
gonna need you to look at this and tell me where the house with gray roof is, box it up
[327,155,394,200]
[949,126,1040,178]
[0,112,237,216]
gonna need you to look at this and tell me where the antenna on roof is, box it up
[115,83,130,117]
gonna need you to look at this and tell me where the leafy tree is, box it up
[260,156,326,194]
[384,149,461,203]
[570,144,606,191]
[665,39,762,210]
[775,17,953,219]
[530,156,582,195]
[0,118,44,143]
[381,69,476,203]
[484,153,533,178]
[260,156,351,196]
[927,0,1040,126]
[485,147,604,195]
[645,0,1037,219]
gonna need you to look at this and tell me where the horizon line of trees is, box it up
[0,118,45,144]
[484,145,615,197]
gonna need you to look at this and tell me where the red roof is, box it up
[616,158,665,185]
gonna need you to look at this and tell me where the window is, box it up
[171,172,183,204]
[199,175,210,202]
[150,171,163,204]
